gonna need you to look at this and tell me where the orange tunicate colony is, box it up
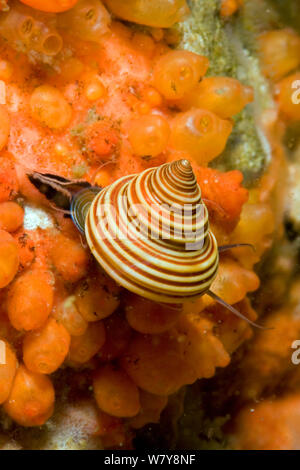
[225,25,300,451]
[0,0,279,449]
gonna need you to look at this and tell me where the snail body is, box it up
[82,160,219,303]
[27,161,265,327]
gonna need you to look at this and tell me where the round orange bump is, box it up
[0,60,13,82]
[153,50,209,100]
[3,365,55,427]
[105,0,189,28]
[75,274,120,322]
[54,296,88,337]
[125,294,182,334]
[7,269,54,331]
[0,230,19,288]
[178,77,254,118]
[68,321,106,364]
[275,73,300,121]
[51,233,90,283]
[20,1,79,13]
[128,114,170,156]
[30,85,72,130]
[259,29,300,82]
[23,317,71,374]
[170,109,233,164]
[84,75,106,101]
[0,106,10,151]
[93,364,140,418]
[121,331,189,396]
[0,340,17,405]
[0,202,24,233]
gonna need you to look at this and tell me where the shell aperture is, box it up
[85,160,219,303]
[71,187,101,234]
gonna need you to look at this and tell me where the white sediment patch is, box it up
[23,204,54,231]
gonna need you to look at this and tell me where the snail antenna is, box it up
[207,290,271,330]
[218,243,255,253]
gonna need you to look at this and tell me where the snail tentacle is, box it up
[218,243,255,253]
[27,171,97,211]
[207,290,271,330]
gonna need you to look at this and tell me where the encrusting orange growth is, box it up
[84,74,106,102]
[171,109,233,165]
[68,321,106,364]
[0,339,17,405]
[104,0,189,28]
[210,298,257,355]
[51,233,90,283]
[182,259,260,313]
[230,396,298,450]
[125,294,182,334]
[96,409,127,448]
[121,331,189,396]
[94,168,111,187]
[54,296,88,337]
[30,85,72,130]
[131,32,155,57]
[142,87,163,108]
[58,0,111,42]
[178,77,254,118]
[275,73,300,121]
[128,114,170,157]
[13,230,35,272]
[129,390,168,429]
[259,29,300,82]
[0,60,13,82]
[75,273,120,322]
[195,167,249,226]
[85,120,120,160]
[0,106,10,152]
[152,50,209,100]
[3,365,55,427]
[122,319,230,396]
[99,311,132,362]
[0,0,275,444]
[23,317,71,374]
[7,268,54,331]
[0,202,24,233]
[176,314,230,381]
[230,202,275,268]
[20,0,79,12]
[208,259,260,306]
[220,0,243,17]
[93,364,140,418]
[0,153,18,203]
[0,230,19,289]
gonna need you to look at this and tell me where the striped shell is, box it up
[71,187,100,234]
[84,160,219,303]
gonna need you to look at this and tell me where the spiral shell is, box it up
[85,160,219,303]
[71,187,101,234]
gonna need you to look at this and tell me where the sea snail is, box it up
[28,160,265,328]
[85,159,219,304]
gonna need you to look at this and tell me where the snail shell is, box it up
[71,187,101,234]
[84,159,219,303]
